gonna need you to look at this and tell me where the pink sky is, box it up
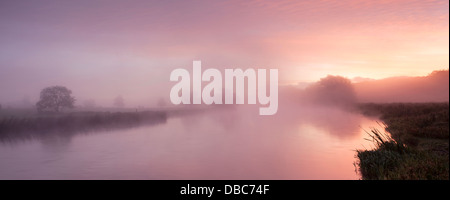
[0,0,448,106]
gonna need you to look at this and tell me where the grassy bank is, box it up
[357,103,449,180]
[0,111,167,142]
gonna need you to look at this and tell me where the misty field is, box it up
[357,102,449,180]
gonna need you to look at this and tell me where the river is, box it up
[0,105,379,179]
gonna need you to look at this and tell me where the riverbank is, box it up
[357,102,449,180]
[0,111,167,142]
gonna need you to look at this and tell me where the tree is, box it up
[114,95,125,108]
[36,86,76,112]
[306,75,357,107]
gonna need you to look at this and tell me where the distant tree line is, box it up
[35,86,129,113]
[305,75,357,107]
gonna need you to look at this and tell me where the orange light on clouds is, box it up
[0,0,448,104]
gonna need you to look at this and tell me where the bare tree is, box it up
[36,86,76,112]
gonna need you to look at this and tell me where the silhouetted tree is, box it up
[36,86,76,113]
[306,75,356,107]
[114,95,125,108]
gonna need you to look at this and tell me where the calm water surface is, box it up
[0,106,378,179]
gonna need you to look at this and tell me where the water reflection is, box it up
[39,135,73,153]
[183,104,365,140]
[0,105,378,179]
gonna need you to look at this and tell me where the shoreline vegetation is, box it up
[0,106,213,143]
[0,110,167,142]
[357,102,449,180]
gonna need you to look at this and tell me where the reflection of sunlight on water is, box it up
[0,107,381,180]
[285,116,381,179]
[357,118,391,151]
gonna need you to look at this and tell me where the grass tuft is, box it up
[357,103,449,180]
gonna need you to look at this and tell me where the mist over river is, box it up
[0,105,378,180]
